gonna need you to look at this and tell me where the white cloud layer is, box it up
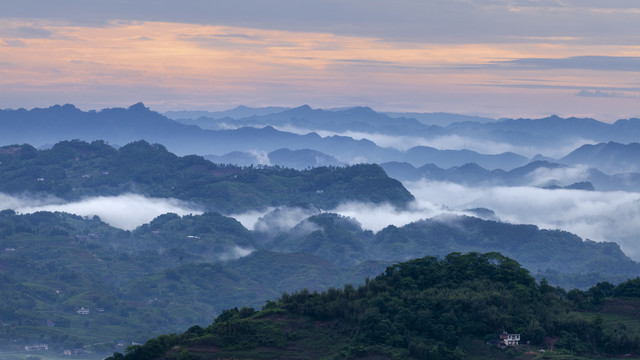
[218,245,254,261]
[324,181,640,260]
[227,179,640,261]
[3,183,639,263]
[330,201,463,232]
[0,193,202,230]
[526,164,592,186]
[248,149,271,166]
[404,180,640,260]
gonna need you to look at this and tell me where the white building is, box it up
[500,332,520,346]
[76,307,89,315]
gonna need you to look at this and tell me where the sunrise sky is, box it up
[1,0,639,121]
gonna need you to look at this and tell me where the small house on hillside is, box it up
[76,307,89,315]
[500,332,520,346]
[25,344,49,351]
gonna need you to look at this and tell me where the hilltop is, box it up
[0,140,413,212]
[2,206,638,352]
[107,252,640,360]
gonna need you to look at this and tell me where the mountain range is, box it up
[381,158,640,191]
[2,103,640,357]
[2,103,639,174]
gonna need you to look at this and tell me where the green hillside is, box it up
[107,253,640,360]
[2,207,640,355]
[0,210,389,352]
[268,213,640,288]
[2,140,640,357]
[0,140,414,212]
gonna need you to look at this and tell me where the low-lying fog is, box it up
[234,181,640,261]
[230,123,594,159]
[403,180,640,259]
[2,181,639,260]
[0,193,203,230]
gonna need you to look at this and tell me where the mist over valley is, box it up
[1,103,640,359]
[4,1,640,357]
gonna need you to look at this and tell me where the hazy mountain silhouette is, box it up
[0,103,534,169]
[381,159,640,191]
[2,103,638,173]
[205,148,344,169]
[384,111,497,126]
[171,104,448,136]
[446,115,640,148]
[560,142,640,173]
[164,105,290,120]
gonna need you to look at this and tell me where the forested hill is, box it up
[0,140,413,212]
[2,208,639,353]
[109,252,640,360]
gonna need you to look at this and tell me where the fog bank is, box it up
[270,125,593,159]
[405,180,640,260]
[3,183,639,262]
[227,179,640,260]
[0,193,203,230]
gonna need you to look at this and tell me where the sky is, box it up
[1,0,639,121]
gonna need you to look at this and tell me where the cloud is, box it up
[487,56,640,72]
[2,39,26,47]
[404,180,640,260]
[228,208,273,230]
[0,25,52,40]
[244,180,640,261]
[178,33,269,51]
[576,89,625,98]
[0,193,203,230]
[525,164,591,186]
[330,201,459,232]
[13,25,52,38]
[248,149,271,166]
[1,15,639,121]
[473,83,640,93]
[218,245,254,261]
[3,0,639,45]
[289,218,323,237]
[250,206,321,235]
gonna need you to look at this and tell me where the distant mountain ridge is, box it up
[383,111,497,126]
[164,105,290,121]
[381,157,640,191]
[187,104,446,136]
[167,104,640,153]
[0,103,530,169]
[561,141,640,173]
[2,102,639,173]
[446,114,640,148]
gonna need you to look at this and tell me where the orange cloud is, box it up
[0,20,638,118]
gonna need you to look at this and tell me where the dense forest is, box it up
[2,140,640,357]
[1,208,639,351]
[106,252,640,360]
[0,210,380,351]
[0,140,413,212]
[265,212,639,288]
